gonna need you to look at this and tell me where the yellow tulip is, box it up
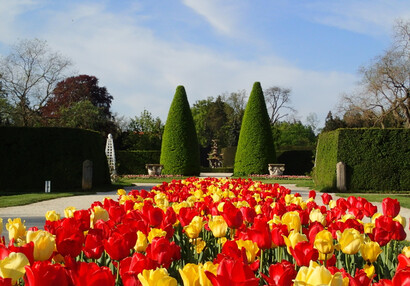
[148,228,167,243]
[117,188,126,196]
[371,213,382,223]
[394,214,406,228]
[64,206,76,218]
[363,223,375,235]
[360,241,382,263]
[199,261,218,286]
[0,252,30,284]
[91,206,109,224]
[134,231,148,252]
[184,216,204,239]
[309,209,327,226]
[45,210,60,222]
[329,200,337,209]
[294,261,344,286]
[138,268,177,286]
[363,264,375,279]
[6,218,26,241]
[402,246,410,258]
[339,228,363,255]
[284,230,307,254]
[26,230,56,261]
[208,216,228,238]
[282,211,301,232]
[236,240,259,263]
[314,230,334,254]
[179,263,199,286]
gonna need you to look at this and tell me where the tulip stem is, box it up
[259,249,264,277]
[116,261,120,286]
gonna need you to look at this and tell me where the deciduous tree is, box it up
[264,86,296,125]
[0,38,72,126]
[338,19,410,128]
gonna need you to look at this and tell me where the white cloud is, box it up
[181,0,241,36]
[303,0,410,36]
[0,0,39,42]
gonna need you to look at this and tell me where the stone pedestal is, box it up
[146,164,163,176]
[336,161,346,192]
[268,164,285,176]
[82,160,93,190]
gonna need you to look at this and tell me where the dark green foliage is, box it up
[0,127,110,192]
[276,146,315,175]
[221,146,237,167]
[234,82,275,175]
[314,128,410,191]
[160,86,200,175]
[116,150,161,175]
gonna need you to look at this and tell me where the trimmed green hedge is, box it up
[234,82,275,175]
[117,150,161,175]
[160,86,200,175]
[0,127,110,192]
[314,128,409,191]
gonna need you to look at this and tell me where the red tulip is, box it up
[103,231,132,261]
[142,204,164,227]
[392,266,410,286]
[145,237,180,268]
[397,254,410,272]
[0,243,10,260]
[247,217,271,249]
[289,241,319,267]
[205,257,259,286]
[261,260,296,286]
[0,278,11,286]
[382,197,400,218]
[73,209,91,232]
[24,261,70,286]
[321,193,332,205]
[215,240,248,265]
[347,269,373,286]
[240,207,256,224]
[55,218,85,258]
[271,224,288,247]
[309,190,316,199]
[221,202,243,229]
[83,229,104,259]
[178,207,199,227]
[66,257,115,286]
[373,279,393,286]
[120,253,159,286]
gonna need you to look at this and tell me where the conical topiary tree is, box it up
[234,82,275,175]
[160,85,200,175]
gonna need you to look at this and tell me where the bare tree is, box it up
[264,86,296,125]
[0,39,72,126]
[338,19,410,128]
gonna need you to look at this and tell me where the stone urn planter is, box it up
[268,164,285,176]
[145,164,164,176]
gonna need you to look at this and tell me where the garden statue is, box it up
[105,133,117,180]
[207,139,223,168]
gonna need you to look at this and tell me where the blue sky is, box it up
[1,0,409,128]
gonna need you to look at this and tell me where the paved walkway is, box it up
[1,182,409,240]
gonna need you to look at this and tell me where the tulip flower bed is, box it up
[1,177,410,285]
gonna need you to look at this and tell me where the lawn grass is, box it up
[336,193,410,209]
[0,192,95,208]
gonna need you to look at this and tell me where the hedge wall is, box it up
[116,150,161,175]
[0,127,111,192]
[314,128,410,191]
